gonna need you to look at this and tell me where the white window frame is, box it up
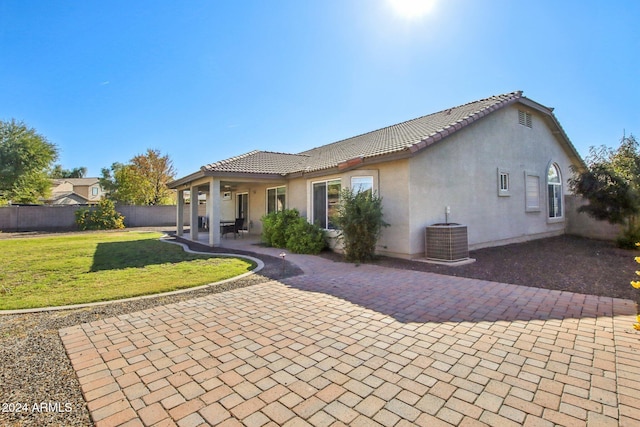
[525,172,540,212]
[547,163,563,220]
[312,179,341,229]
[351,176,373,194]
[266,186,286,214]
[497,168,510,197]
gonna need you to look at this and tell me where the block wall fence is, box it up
[0,197,620,241]
[564,195,621,241]
[0,204,206,232]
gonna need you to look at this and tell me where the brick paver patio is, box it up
[60,245,640,426]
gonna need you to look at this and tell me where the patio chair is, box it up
[222,218,244,239]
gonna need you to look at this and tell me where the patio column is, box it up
[208,178,221,246]
[176,189,184,236]
[190,185,199,242]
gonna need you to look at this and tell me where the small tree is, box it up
[100,149,176,205]
[100,162,143,205]
[569,134,640,248]
[130,149,177,205]
[332,188,388,263]
[75,199,125,230]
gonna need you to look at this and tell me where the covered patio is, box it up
[171,174,287,247]
[186,224,262,250]
[167,150,314,247]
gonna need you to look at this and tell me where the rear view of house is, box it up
[168,91,584,259]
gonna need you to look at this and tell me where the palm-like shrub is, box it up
[332,188,388,263]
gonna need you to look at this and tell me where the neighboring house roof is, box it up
[49,191,90,205]
[170,91,583,187]
[54,178,100,186]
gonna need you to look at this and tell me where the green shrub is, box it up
[75,199,125,230]
[74,208,91,230]
[332,188,388,263]
[285,217,326,254]
[261,208,301,248]
[261,208,326,254]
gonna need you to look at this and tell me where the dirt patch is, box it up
[321,235,640,306]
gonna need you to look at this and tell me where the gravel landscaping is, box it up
[0,232,637,426]
[366,234,639,305]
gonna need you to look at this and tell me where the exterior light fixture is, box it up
[279,252,286,276]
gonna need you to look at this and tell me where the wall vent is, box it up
[518,110,532,128]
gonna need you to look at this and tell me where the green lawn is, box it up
[0,231,255,310]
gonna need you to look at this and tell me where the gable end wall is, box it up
[406,104,577,257]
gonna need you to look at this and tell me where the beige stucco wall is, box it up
[220,191,236,221]
[279,163,411,256]
[365,161,411,257]
[56,182,74,192]
[407,104,577,257]
[75,185,89,199]
[231,181,288,235]
[287,178,308,218]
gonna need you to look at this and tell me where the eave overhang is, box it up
[408,91,522,155]
[168,169,287,190]
[169,91,586,185]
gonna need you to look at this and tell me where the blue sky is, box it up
[1,0,638,178]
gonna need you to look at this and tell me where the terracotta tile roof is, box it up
[201,150,309,175]
[298,91,523,171]
[200,91,536,176]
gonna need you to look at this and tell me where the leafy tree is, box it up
[50,165,87,178]
[569,134,640,248]
[0,119,58,203]
[100,162,144,205]
[332,187,389,263]
[100,149,176,205]
[131,149,177,205]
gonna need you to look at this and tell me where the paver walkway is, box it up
[60,241,640,426]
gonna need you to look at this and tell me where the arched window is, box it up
[547,163,562,218]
